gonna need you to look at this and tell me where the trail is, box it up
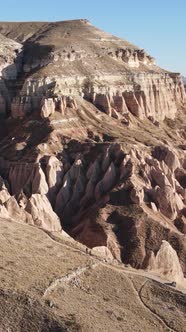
[43,263,99,297]
[129,278,177,332]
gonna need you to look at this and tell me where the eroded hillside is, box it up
[0,19,186,331]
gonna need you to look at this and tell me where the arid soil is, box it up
[1,218,186,332]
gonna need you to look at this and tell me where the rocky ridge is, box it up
[0,20,185,122]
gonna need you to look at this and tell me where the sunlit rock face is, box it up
[25,194,62,232]
[0,19,185,120]
[8,71,185,121]
[0,19,186,276]
[0,34,22,79]
[148,240,185,284]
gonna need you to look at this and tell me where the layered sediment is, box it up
[0,20,185,121]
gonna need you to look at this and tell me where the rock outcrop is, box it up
[25,194,62,231]
[0,176,10,204]
[0,20,185,121]
[7,72,185,122]
[90,246,114,262]
[0,33,22,79]
[0,138,186,270]
[148,240,185,284]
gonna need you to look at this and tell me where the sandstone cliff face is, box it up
[84,73,185,121]
[7,72,185,122]
[0,20,186,279]
[0,20,185,122]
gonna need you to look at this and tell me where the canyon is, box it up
[0,19,186,331]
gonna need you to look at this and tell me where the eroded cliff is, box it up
[0,19,185,122]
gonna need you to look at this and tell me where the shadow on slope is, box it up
[0,288,81,332]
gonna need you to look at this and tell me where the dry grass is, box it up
[0,218,186,332]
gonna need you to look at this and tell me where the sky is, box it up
[0,0,186,76]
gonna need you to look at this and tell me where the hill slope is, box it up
[1,217,186,332]
[0,19,186,331]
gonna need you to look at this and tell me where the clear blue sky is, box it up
[1,0,186,76]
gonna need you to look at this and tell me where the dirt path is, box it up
[130,278,176,332]
[43,263,99,297]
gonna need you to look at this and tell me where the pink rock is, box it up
[95,162,117,200]
[175,193,184,211]
[150,167,170,188]
[4,196,33,224]
[130,187,144,205]
[90,246,114,261]
[156,186,177,219]
[58,96,67,114]
[0,176,10,204]
[45,156,64,205]
[149,240,184,284]
[150,202,158,212]
[55,159,85,218]
[113,95,129,113]
[94,93,111,115]
[25,194,62,231]
[32,164,49,195]
[123,91,143,118]
[153,146,180,172]
[41,98,55,118]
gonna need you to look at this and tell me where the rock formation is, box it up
[90,246,114,262]
[0,19,186,278]
[25,194,62,231]
[0,20,185,121]
[148,240,185,284]
[0,33,22,79]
